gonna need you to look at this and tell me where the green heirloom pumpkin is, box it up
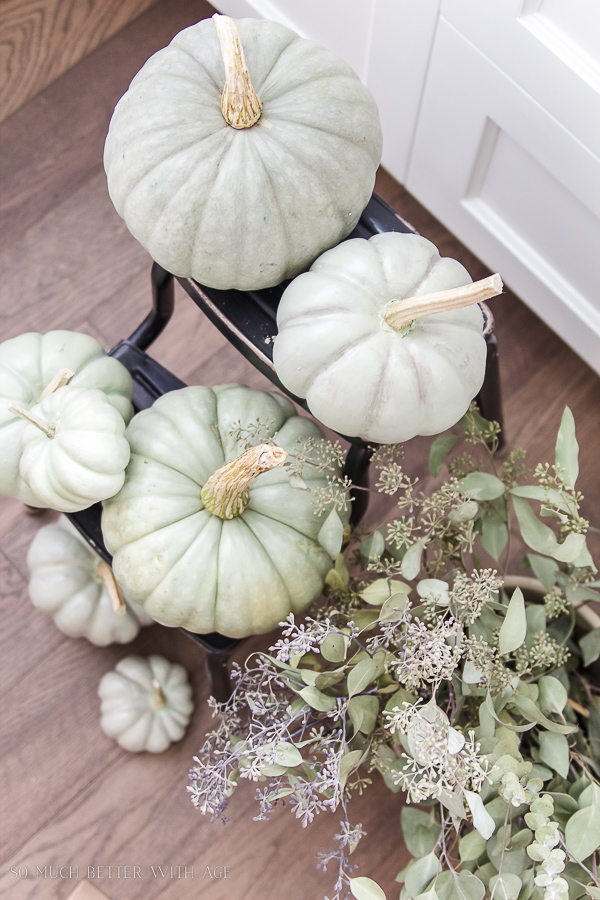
[0,330,133,505]
[102,385,348,638]
[273,232,503,444]
[103,15,382,291]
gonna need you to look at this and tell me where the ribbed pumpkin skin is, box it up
[103,18,382,291]
[274,233,487,444]
[0,331,133,505]
[102,385,347,638]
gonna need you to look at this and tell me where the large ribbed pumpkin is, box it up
[101,385,348,638]
[103,15,382,291]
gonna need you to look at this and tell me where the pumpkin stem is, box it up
[38,368,75,402]
[8,402,56,439]
[201,443,288,519]
[96,559,127,616]
[151,678,167,709]
[384,273,503,332]
[213,14,263,129]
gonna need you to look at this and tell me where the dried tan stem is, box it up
[96,559,126,616]
[38,368,75,402]
[201,443,288,519]
[8,402,56,438]
[151,679,167,709]
[213,14,262,129]
[384,273,503,332]
[567,697,590,719]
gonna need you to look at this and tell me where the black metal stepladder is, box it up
[67,192,504,701]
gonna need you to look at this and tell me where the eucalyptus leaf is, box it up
[465,789,495,839]
[527,553,560,590]
[428,433,459,477]
[564,803,600,860]
[379,592,410,623]
[401,539,427,580]
[288,472,310,491]
[349,876,387,900]
[348,695,379,736]
[488,873,522,900]
[498,587,527,655]
[539,731,570,778]
[433,871,485,900]
[321,632,347,663]
[402,853,440,896]
[555,406,579,488]
[318,508,345,558]
[480,514,508,561]
[339,749,365,787]
[510,693,576,734]
[459,472,506,501]
[459,830,487,862]
[580,628,600,667]
[298,684,337,712]
[538,676,568,714]
[362,530,385,561]
[347,657,379,697]
[512,495,586,562]
[401,807,440,859]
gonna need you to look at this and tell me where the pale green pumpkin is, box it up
[104,15,382,291]
[102,385,348,638]
[274,233,502,444]
[0,330,133,506]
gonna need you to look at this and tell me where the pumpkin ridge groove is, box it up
[233,513,292,607]
[188,140,239,280]
[255,143,292,270]
[245,499,321,543]
[143,510,217,593]
[124,134,229,245]
[362,339,395,435]
[306,330,383,385]
[158,44,223,92]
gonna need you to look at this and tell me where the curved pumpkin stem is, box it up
[151,679,167,709]
[213,14,263,129]
[8,402,56,439]
[202,443,288,520]
[384,273,503,332]
[96,559,127,616]
[38,368,75,402]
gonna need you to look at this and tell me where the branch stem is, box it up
[384,273,503,332]
[151,679,167,709]
[38,368,75,402]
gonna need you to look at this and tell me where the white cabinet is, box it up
[212,0,600,374]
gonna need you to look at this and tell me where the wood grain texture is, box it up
[0,4,598,900]
[0,0,160,122]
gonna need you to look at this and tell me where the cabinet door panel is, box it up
[442,0,600,154]
[407,20,600,373]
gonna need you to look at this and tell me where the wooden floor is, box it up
[1,1,599,898]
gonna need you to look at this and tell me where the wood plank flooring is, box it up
[1,2,598,898]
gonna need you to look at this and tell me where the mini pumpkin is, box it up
[27,517,153,646]
[98,654,193,752]
[104,15,382,291]
[102,384,348,638]
[15,386,131,512]
[273,232,502,443]
[0,330,133,505]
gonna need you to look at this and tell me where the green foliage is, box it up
[189,406,600,900]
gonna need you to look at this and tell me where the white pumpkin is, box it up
[102,384,349,638]
[104,15,382,291]
[98,654,193,753]
[15,386,131,512]
[0,330,133,505]
[273,232,502,443]
[27,517,153,646]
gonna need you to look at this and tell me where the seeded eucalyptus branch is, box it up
[190,406,600,900]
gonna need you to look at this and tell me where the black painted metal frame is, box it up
[66,191,504,700]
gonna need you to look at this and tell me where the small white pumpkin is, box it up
[14,386,131,512]
[98,654,194,753]
[104,15,382,291]
[273,232,502,443]
[0,330,133,505]
[27,517,153,646]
